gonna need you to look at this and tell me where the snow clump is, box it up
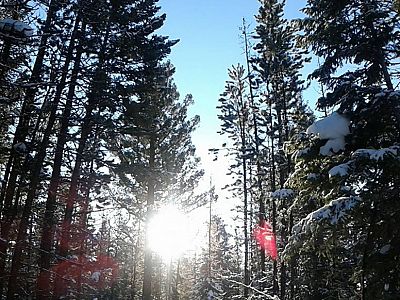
[379,244,391,255]
[307,173,318,180]
[0,18,33,37]
[329,162,352,177]
[352,146,399,161]
[307,112,350,156]
[292,196,361,236]
[271,189,294,199]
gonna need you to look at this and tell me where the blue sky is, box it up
[158,0,260,138]
[157,0,316,193]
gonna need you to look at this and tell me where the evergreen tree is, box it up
[217,64,253,298]
[285,0,400,298]
[110,60,203,300]
[0,0,203,298]
[46,1,180,297]
[252,0,312,297]
[193,214,241,300]
[0,1,70,297]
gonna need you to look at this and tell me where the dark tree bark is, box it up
[142,134,156,300]
[0,2,58,297]
[52,15,110,298]
[242,19,267,288]
[5,14,83,299]
[36,18,86,300]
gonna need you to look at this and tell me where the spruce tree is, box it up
[192,214,241,300]
[285,0,400,298]
[217,64,253,298]
[252,0,312,297]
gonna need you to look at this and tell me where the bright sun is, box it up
[147,205,197,260]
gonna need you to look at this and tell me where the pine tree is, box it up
[0,1,69,297]
[217,64,253,298]
[41,1,180,297]
[285,0,400,298]
[0,0,193,298]
[192,214,241,300]
[109,60,203,300]
[252,0,312,298]
[7,5,87,297]
[36,6,88,297]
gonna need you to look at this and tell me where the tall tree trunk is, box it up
[276,72,289,299]
[131,222,141,300]
[0,2,58,296]
[77,159,94,298]
[289,212,295,300]
[208,183,212,279]
[143,134,156,300]
[280,261,287,300]
[5,15,82,298]
[174,260,180,299]
[242,18,267,288]
[52,102,94,299]
[268,96,279,295]
[52,18,110,298]
[239,105,250,298]
[36,19,86,300]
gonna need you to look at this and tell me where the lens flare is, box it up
[147,205,194,260]
[253,220,278,260]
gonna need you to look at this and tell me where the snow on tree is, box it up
[251,0,314,298]
[306,112,350,156]
[0,18,33,38]
[271,189,295,200]
[328,162,351,178]
[284,0,400,298]
[286,196,361,248]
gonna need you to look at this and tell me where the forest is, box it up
[0,0,399,299]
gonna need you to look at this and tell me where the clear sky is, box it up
[157,0,315,215]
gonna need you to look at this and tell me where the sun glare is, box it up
[147,205,197,260]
